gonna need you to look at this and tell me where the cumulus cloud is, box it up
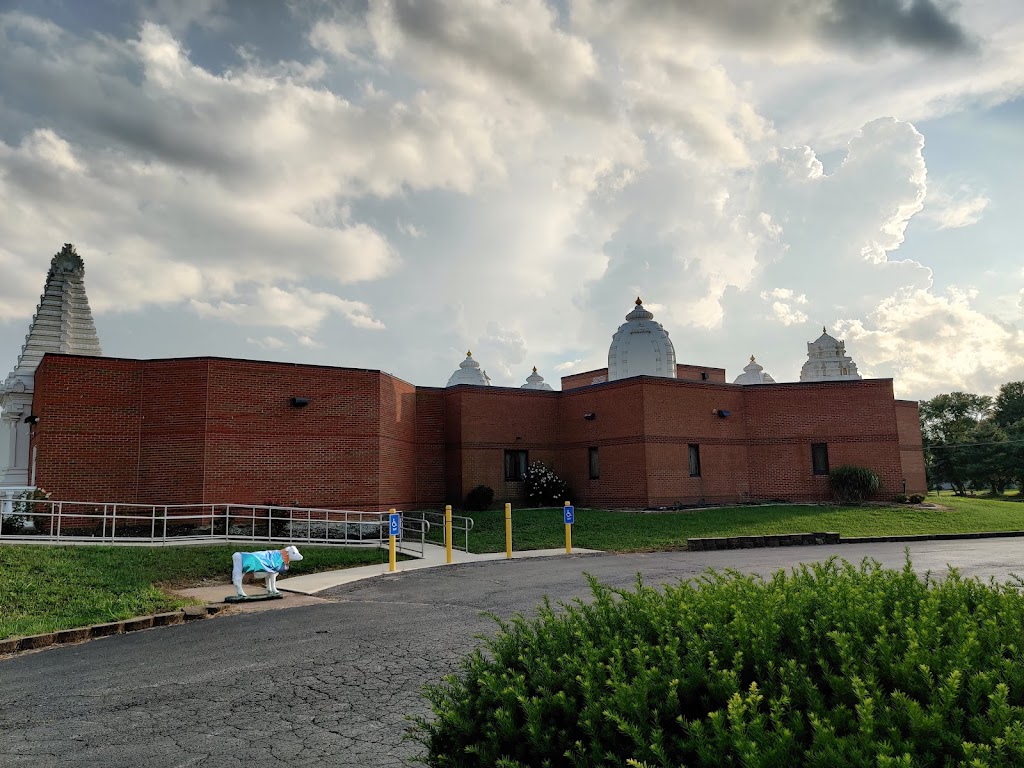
[192,287,385,335]
[840,287,1024,397]
[574,0,973,56]
[920,184,990,229]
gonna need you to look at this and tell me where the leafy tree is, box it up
[962,419,1011,494]
[993,381,1024,429]
[919,392,992,495]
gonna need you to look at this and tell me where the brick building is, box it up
[24,352,926,510]
[5,254,926,510]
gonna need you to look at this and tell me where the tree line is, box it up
[919,382,1024,495]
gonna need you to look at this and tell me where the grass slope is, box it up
[0,544,395,640]
[462,494,1024,553]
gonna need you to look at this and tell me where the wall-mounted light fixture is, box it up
[290,397,310,408]
[583,412,597,421]
[714,409,731,418]
[701,371,709,380]
[24,415,40,424]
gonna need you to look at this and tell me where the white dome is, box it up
[734,355,776,385]
[607,298,677,381]
[446,351,491,387]
[799,327,862,382]
[521,366,553,391]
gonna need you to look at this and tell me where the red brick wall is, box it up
[31,356,920,512]
[31,356,143,502]
[895,400,927,494]
[561,363,726,390]
[675,364,727,383]
[561,368,609,390]
[379,375,418,509]
[450,386,559,507]
[414,389,446,507]
[138,360,208,504]
[202,359,382,509]
[742,380,903,501]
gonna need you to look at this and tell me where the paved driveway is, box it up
[2,539,1024,767]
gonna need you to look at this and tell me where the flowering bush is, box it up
[523,461,569,507]
[1,487,51,535]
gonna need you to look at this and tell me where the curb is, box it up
[687,530,1024,552]
[0,603,228,657]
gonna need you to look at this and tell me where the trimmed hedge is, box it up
[464,485,494,512]
[415,559,1024,767]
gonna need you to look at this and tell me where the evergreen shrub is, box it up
[829,465,881,503]
[463,485,494,511]
[909,493,926,504]
[893,493,910,503]
[415,558,1024,767]
[523,461,569,507]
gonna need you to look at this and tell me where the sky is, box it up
[0,0,1022,400]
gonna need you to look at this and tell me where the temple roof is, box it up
[607,297,677,382]
[4,244,102,395]
[733,355,776,385]
[521,366,553,391]
[445,350,491,387]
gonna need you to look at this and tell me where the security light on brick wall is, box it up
[290,397,310,408]
[714,409,731,418]
[24,415,39,424]
[583,412,597,420]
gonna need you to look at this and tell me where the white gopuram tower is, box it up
[733,355,776,385]
[521,366,553,391]
[1,244,102,488]
[445,351,491,387]
[799,327,862,382]
[607,297,677,381]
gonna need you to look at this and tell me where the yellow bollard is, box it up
[445,504,453,564]
[505,503,512,559]
[388,507,397,572]
[564,500,572,554]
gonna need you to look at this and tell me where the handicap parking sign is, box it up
[563,505,574,525]
[389,513,400,536]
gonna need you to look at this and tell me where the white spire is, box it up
[445,350,491,387]
[799,327,862,382]
[2,244,103,486]
[521,366,553,391]
[607,297,677,381]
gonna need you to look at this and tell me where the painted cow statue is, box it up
[231,545,303,597]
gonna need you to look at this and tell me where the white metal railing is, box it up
[0,486,36,519]
[0,500,431,555]
[402,509,474,553]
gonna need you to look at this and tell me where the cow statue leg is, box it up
[231,552,247,597]
[266,571,278,595]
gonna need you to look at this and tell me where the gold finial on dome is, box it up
[635,296,643,305]
[750,355,756,362]
[822,325,827,334]
[466,350,472,357]
[532,366,537,373]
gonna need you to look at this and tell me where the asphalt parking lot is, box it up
[2,539,1023,767]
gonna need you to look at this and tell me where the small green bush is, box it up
[415,558,1024,767]
[829,465,881,503]
[523,461,569,507]
[893,493,910,503]
[909,493,926,504]
[463,485,494,511]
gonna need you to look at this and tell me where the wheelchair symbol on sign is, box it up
[564,506,574,525]
[389,513,400,537]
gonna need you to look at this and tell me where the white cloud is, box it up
[192,287,385,335]
[246,336,286,350]
[920,185,990,229]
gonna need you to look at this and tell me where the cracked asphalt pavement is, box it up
[2,539,1024,767]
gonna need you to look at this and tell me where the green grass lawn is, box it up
[460,493,1024,554]
[0,544,398,640]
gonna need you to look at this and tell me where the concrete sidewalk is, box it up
[172,543,600,609]
[275,543,601,594]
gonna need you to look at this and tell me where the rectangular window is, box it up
[504,449,528,481]
[688,444,701,478]
[812,443,830,475]
[589,447,600,480]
